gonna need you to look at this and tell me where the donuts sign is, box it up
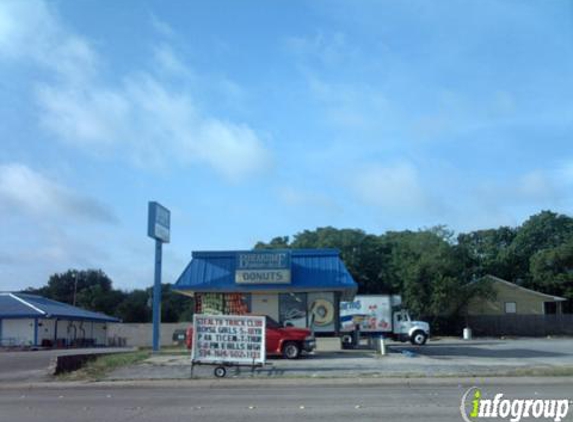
[235,251,291,284]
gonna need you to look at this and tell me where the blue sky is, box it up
[1,0,572,291]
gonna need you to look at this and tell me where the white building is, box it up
[0,293,119,347]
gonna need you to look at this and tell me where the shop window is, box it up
[308,292,336,332]
[504,302,517,314]
[224,293,250,314]
[195,293,250,315]
[279,293,307,328]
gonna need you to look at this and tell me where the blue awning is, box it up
[0,293,120,322]
[173,249,358,300]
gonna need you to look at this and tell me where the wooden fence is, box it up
[467,314,573,337]
[424,314,573,337]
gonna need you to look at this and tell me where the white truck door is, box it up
[392,310,409,335]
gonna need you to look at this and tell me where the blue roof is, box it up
[174,249,358,300]
[0,293,120,322]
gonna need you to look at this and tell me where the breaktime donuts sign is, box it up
[191,315,266,365]
[235,251,291,284]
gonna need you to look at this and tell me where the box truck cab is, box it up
[340,295,430,346]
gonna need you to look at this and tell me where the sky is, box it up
[0,0,572,291]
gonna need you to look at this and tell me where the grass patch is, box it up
[58,351,151,381]
[136,346,189,355]
[502,365,573,377]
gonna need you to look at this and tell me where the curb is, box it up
[2,376,573,390]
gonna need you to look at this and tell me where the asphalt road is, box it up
[2,382,572,422]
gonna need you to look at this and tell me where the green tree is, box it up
[116,289,151,322]
[456,227,516,280]
[27,269,114,307]
[255,227,390,293]
[529,239,573,301]
[382,229,469,316]
[254,236,290,249]
[156,284,194,322]
[508,211,573,284]
[76,284,126,317]
[25,269,195,322]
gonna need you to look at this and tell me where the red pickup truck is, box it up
[186,315,316,359]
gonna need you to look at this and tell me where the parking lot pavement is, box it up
[106,338,573,380]
[394,337,573,366]
[0,348,132,382]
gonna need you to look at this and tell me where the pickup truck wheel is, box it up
[410,331,428,346]
[282,341,301,359]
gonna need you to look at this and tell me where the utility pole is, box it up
[72,270,78,307]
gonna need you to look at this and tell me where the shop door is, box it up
[251,294,279,321]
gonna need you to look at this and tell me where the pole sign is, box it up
[148,201,170,243]
[235,251,291,284]
[191,314,266,365]
[147,201,170,353]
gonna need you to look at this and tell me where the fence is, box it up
[423,314,573,337]
[106,322,192,348]
[467,314,573,337]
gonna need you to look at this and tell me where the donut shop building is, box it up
[173,249,357,335]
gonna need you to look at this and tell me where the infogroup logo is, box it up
[460,387,571,422]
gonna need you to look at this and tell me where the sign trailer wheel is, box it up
[214,366,227,378]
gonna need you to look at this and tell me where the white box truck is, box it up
[339,295,430,346]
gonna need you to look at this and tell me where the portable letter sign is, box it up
[191,315,266,365]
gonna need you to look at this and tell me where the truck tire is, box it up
[410,331,428,346]
[282,341,301,359]
[341,334,353,349]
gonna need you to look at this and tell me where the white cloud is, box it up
[0,163,117,224]
[286,30,356,68]
[475,169,560,208]
[0,0,271,181]
[152,43,192,77]
[557,160,573,185]
[516,171,556,201]
[351,163,432,212]
[37,85,130,148]
[0,0,97,83]
[278,186,339,212]
[150,13,175,38]
[194,120,272,180]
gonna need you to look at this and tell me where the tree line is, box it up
[25,270,193,323]
[24,210,573,322]
[255,210,573,317]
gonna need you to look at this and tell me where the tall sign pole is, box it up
[147,201,170,352]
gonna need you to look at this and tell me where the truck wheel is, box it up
[282,341,301,359]
[410,331,428,346]
[341,335,353,349]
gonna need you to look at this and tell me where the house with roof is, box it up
[0,292,120,347]
[467,275,567,316]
